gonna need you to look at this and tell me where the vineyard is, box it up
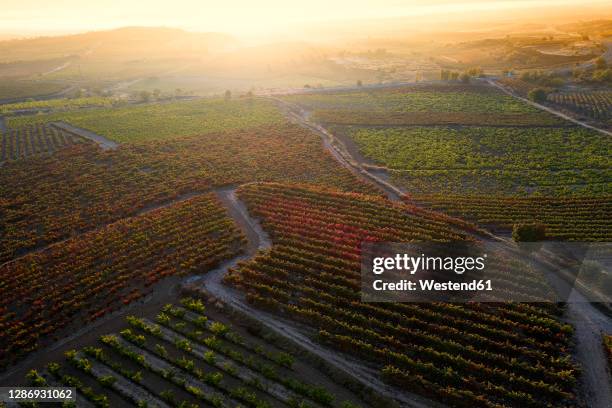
[285,81,612,240]
[19,298,364,408]
[0,15,610,408]
[225,183,578,408]
[408,194,612,241]
[336,125,611,196]
[497,79,612,125]
[496,78,544,97]
[0,123,88,162]
[0,123,374,264]
[0,194,246,369]
[547,91,612,123]
[282,83,546,114]
[7,98,285,142]
[313,110,563,127]
[0,96,117,114]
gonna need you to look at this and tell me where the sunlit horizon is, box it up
[2,0,611,40]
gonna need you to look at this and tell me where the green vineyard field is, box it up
[7,98,285,142]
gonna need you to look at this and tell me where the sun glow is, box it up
[1,0,610,38]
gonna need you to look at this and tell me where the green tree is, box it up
[512,223,546,242]
[139,90,151,102]
[528,88,548,103]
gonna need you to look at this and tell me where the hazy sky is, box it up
[1,0,610,37]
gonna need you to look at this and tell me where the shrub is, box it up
[512,223,546,242]
[528,88,548,102]
[98,375,116,387]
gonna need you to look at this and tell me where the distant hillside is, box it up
[0,27,237,63]
[556,19,612,38]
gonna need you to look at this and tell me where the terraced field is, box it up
[225,183,578,408]
[7,98,285,142]
[21,298,365,408]
[0,123,88,162]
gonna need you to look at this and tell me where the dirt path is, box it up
[50,121,118,150]
[486,79,612,137]
[190,188,441,408]
[41,61,72,76]
[270,97,404,201]
[540,261,612,408]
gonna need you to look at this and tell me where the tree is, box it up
[512,222,546,243]
[459,73,470,83]
[440,70,450,81]
[527,88,548,103]
[356,79,363,87]
[152,89,161,99]
[224,90,231,100]
[139,90,151,102]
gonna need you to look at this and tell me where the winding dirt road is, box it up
[190,188,442,408]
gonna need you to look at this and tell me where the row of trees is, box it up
[440,67,484,82]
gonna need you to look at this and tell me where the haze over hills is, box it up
[0,13,610,97]
[0,27,237,63]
